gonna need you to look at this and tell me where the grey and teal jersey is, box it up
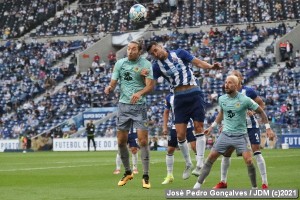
[219,92,259,135]
[112,57,153,104]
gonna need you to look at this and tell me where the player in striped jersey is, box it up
[161,92,197,184]
[213,70,275,189]
[147,42,222,177]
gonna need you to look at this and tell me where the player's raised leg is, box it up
[176,123,194,180]
[193,121,206,177]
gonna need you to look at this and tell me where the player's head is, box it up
[224,75,239,94]
[230,70,243,86]
[146,41,168,60]
[127,40,142,61]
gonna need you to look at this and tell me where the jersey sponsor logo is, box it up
[227,110,235,118]
[124,71,132,81]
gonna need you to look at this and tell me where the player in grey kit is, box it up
[193,75,275,189]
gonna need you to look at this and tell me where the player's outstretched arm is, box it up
[255,106,275,140]
[204,110,223,135]
[191,57,222,70]
[104,79,118,95]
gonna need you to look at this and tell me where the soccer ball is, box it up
[129,4,147,23]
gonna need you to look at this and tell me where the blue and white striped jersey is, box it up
[240,86,260,128]
[152,49,198,89]
[165,93,193,129]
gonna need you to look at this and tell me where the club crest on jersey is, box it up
[133,66,139,72]
[235,102,241,108]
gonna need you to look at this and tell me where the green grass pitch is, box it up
[0,149,299,200]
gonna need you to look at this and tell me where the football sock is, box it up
[247,163,257,188]
[118,144,131,172]
[195,134,206,168]
[221,156,231,182]
[116,153,121,170]
[254,151,268,185]
[178,140,193,166]
[132,152,138,170]
[166,154,174,175]
[197,160,213,184]
[140,145,150,175]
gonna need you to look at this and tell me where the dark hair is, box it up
[146,41,158,52]
[129,40,143,51]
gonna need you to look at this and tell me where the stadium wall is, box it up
[53,138,117,151]
[275,24,300,62]
[77,34,119,72]
[116,31,152,59]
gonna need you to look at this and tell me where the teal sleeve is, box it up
[218,96,223,109]
[111,60,121,80]
[144,60,154,79]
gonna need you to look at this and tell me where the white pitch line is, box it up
[0,154,299,172]
[0,164,102,172]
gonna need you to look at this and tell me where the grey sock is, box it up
[198,160,213,184]
[118,144,131,172]
[140,145,150,175]
[247,163,257,188]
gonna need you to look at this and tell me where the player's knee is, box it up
[193,122,204,133]
[244,157,253,165]
[251,144,260,152]
[177,135,185,141]
[138,138,148,146]
[118,143,127,148]
[131,148,138,154]
[207,151,219,163]
[167,147,176,154]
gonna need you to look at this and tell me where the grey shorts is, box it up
[117,103,148,131]
[212,132,251,155]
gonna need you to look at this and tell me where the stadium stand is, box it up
[0,0,76,39]
[0,0,299,146]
